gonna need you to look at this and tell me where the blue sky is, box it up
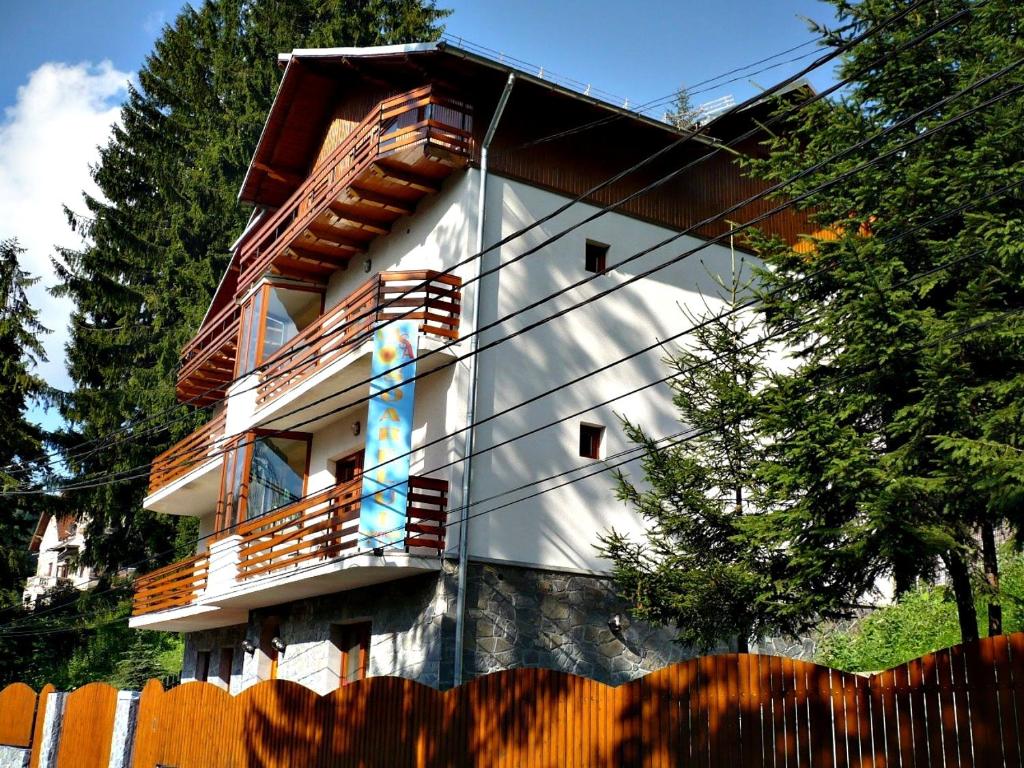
[0,0,840,433]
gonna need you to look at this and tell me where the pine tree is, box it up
[0,238,53,606]
[53,0,449,573]
[741,0,1024,642]
[598,264,794,652]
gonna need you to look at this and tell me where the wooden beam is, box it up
[346,186,417,215]
[304,224,368,252]
[289,239,358,262]
[368,162,443,193]
[251,161,304,187]
[327,203,392,235]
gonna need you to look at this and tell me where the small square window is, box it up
[585,241,609,274]
[579,424,605,459]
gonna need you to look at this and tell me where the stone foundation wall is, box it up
[454,561,696,686]
[183,560,741,693]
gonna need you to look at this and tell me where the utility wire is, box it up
[5,198,1018,634]
[8,0,941,481]
[17,46,1020,497]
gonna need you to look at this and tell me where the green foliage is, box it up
[599,268,797,651]
[818,585,965,672]
[0,581,183,690]
[0,238,54,606]
[819,547,1024,672]
[53,0,449,573]
[737,0,1024,642]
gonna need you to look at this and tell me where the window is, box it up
[195,651,211,683]
[217,431,311,532]
[331,622,370,686]
[579,423,605,459]
[218,647,234,688]
[334,451,363,485]
[585,240,609,274]
[236,282,323,376]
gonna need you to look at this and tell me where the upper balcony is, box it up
[145,411,228,512]
[174,84,473,405]
[129,474,449,631]
[254,269,461,414]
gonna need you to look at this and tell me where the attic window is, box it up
[579,423,605,459]
[585,241,609,274]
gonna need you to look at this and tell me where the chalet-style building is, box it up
[128,41,808,693]
[24,512,92,607]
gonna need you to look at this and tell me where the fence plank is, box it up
[55,682,117,768]
[27,683,54,768]
[0,683,37,748]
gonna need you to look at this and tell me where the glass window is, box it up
[246,435,308,518]
[236,290,264,377]
[261,286,321,362]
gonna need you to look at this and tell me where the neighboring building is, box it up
[24,511,93,607]
[127,42,809,693]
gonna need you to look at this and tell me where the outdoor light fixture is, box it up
[241,640,256,654]
[270,636,286,653]
[608,614,622,632]
[372,546,385,557]
[363,258,372,273]
[352,420,361,436]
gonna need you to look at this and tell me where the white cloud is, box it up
[0,60,131,393]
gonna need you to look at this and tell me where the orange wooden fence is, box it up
[4,633,1024,767]
[0,682,37,747]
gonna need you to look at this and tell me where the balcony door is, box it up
[236,281,323,377]
[216,430,312,533]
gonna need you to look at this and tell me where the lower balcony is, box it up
[145,411,227,511]
[129,475,448,632]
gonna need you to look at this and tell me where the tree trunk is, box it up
[981,521,1003,636]
[943,550,979,643]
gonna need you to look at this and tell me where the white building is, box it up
[24,511,93,607]
[127,42,809,693]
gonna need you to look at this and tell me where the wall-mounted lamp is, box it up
[352,420,361,436]
[608,614,622,633]
[363,258,372,273]
[241,639,256,654]
[372,546,385,557]
[270,636,287,653]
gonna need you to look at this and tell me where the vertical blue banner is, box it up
[360,320,419,549]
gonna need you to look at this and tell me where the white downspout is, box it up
[453,72,515,686]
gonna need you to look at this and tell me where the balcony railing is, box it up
[236,84,474,293]
[176,300,242,406]
[147,411,228,497]
[235,475,449,581]
[132,553,209,616]
[255,270,461,407]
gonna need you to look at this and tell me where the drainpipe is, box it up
[453,72,515,687]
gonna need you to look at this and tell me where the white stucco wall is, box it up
[465,175,745,574]
[24,516,93,605]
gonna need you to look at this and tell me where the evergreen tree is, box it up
[53,0,449,572]
[598,266,792,652]
[0,238,52,606]
[742,0,1024,642]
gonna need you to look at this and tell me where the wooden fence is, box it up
[2,633,1023,767]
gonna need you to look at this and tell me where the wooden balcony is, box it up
[235,475,448,581]
[256,270,461,407]
[236,84,473,293]
[147,411,228,497]
[176,299,242,406]
[174,84,472,406]
[131,476,447,619]
[132,553,209,617]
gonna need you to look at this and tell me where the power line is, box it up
[18,46,1020,498]
[8,0,941,482]
[5,192,1018,634]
